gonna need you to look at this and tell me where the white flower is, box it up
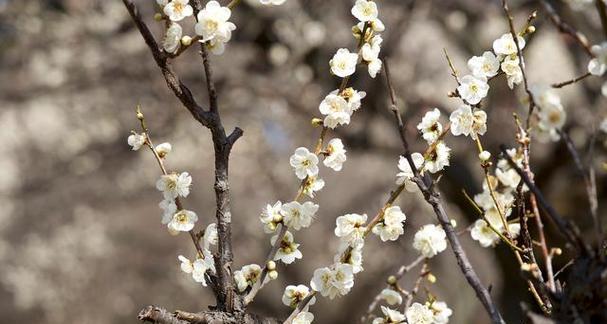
[341,88,367,111]
[588,42,607,76]
[449,105,487,139]
[471,219,520,248]
[302,176,325,198]
[234,264,262,292]
[319,93,351,129]
[163,23,182,54]
[396,153,423,191]
[261,201,282,233]
[195,1,236,43]
[431,301,453,324]
[271,231,303,264]
[500,55,523,89]
[423,142,451,174]
[457,75,489,105]
[163,0,193,22]
[493,33,526,56]
[191,255,215,286]
[417,108,443,143]
[361,35,383,78]
[405,302,435,324]
[335,238,364,274]
[127,132,147,150]
[468,51,500,78]
[537,102,566,133]
[496,167,520,189]
[324,138,347,171]
[351,0,378,22]
[380,288,402,305]
[373,306,406,324]
[310,263,354,299]
[281,201,319,230]
[282,284,316,308]
[335,213,367,243]
[178,255,194,273]
[330,48,359,78]
[159,199,177,224]
[203,223,218,250]
[156,172,192,199]
[293,311,314,324]
[155,142,173,157]
[413,224,447,258]
[260,0,287,5]
[168,209,198,232]
[290,147,319,180]
[372,206,406,242]
[206,37,227,55]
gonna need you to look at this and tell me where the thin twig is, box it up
[551,72,592,88]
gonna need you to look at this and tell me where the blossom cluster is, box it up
[156,0,236,55]
[373,300,452,324]
[530,85,567,142]
[470,148,524,247]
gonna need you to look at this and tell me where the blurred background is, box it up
[0,0,606,323]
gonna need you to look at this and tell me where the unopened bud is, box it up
[553,247,562,256]
[154,13,163,21]
[311,118,323,127]
[450,219,457,228]
[268,270,278,280]
[526,26,536,34]
[267,260,277,271]
[387,275,397,285]
[479,150,491,162]
[427,273,437,283]
[181,36,192,46]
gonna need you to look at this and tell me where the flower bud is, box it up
[267,260,277,271]
[387,275,397,285]
[479,150,491,162]
[450,219,457,228]
[427,273,437,283]
[268,270,278,280]
[154,13,163,21]
[526,26,536,34]
[181,36,192,46]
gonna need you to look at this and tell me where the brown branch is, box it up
[123,0,244,311]
[499,145,590,255]
[138,306,280,324]
[138,306,189,324]
[382,58,505,324]
[539,0,594,56]
[596,0,607,39]
[551,72,592,88]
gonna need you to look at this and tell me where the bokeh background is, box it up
[0,0,606,323]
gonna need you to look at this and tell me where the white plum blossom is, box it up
[261,201,282,233]
[159,199,177,224]
[449,105,487,139]
[423,142,451,174]
[471,219,521,248]
[319,93,351,129]
[178,255,194,273]
[156,172,192,199]
[324,138,347,171]
[351,0,378,22]
[203,223,218,250]
[260,0,287,5]
[155,142,172,158]
[341,88,367,111]
[588,42,607,76]
[163,0,193,22]
[310,263,354,299]
[234,264,262,292]
[493,33,526,56]
[417,108,443,143]
[290,147,319,180]
[496,167,520,189]
[372,306,406,324]
[361,35,383,78]
[372,206,406,242]
[281,201,319,230]
[501,55,523,89]
[292,311,314,324]
[457,75,489,105]
[531,85,566,141]
[468,51,500,78]
[191,255,215,286]
[128,132,147,150]
[335,238,364,274]
[206,38,227,55]
[162,23,182,54]
[271,231,303,264]
[168,209,198,232]
[405,302,435,324]
[195,1,236,43]
[413,224,447,258]
[335,213,367,243]
[380,288,402,305]
[330,48,359,78]
[302,176,325,198]
[396,153,423,191]
[431,301,453,324]
[282,284,316,308]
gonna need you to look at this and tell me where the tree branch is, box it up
[382,58,505,324]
